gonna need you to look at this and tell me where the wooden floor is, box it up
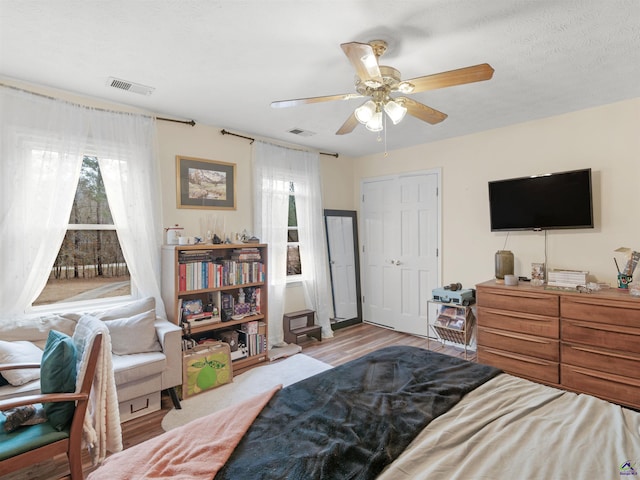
[5,322,475,480]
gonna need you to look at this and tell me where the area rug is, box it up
[161,353,332,431]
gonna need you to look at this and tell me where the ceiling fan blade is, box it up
[400,97,448,125]
[271,93,361,108]
[340,42,383,86]
[336,112,359,135]
[406,63,494,93]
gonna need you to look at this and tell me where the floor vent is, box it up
[288,128,315,137]
[107,77,155,95]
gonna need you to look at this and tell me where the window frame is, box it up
[29,156,135,312]
[286,181,302,283]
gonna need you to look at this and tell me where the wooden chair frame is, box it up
[0,333,103,480]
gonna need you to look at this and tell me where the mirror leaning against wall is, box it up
[324,209,362,330]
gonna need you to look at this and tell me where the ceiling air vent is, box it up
[288,128,315,137]
[107,77,155,95]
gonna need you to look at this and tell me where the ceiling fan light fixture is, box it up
[384,100,407,125]
[397,81,415,94]
[365,110,383,132]
[355,100,377,124]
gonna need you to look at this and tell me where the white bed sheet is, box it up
[378,373,640,480]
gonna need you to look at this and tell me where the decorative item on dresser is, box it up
[494,250,514,283]
[161,243,269,375]
[476,280,640,409]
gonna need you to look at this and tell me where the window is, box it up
[287,182,302,277]
[33,156,131,306]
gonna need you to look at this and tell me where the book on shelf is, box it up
[184,316,221,327]
[177,298,184,324]
[241,320,259,334]
[178,259,265,291]
[184,311,212,321]
[237,324,267,357]
[230,247,262,262]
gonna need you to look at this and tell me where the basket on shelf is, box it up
[432,303,475,346]
[433,324,473,346]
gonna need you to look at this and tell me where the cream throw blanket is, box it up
[74,315,123,464]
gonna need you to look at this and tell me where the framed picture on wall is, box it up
[176,156,236,210]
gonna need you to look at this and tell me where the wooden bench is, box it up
[283,309,322,345]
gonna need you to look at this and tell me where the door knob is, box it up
[394,260,402,266]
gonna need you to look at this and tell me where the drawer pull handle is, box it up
[568,321,640,336]
[482,308,555,323]
[130,398,150,414]
[569,367,640,387]
[565,297,640,311]
[568,345,638,361]
[484,348,550,366]
[487,329,553,344]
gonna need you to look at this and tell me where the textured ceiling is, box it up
[1,0,639,157]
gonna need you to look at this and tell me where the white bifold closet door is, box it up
[361,170,440,336]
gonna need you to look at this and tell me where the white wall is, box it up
[156,121,356,238]
[4,76,638,302]
[155,122,357,312]
[353,98,640,288]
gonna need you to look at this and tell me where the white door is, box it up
[326,216,358,320]
[361,171,440,336]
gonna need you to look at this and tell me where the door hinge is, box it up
[362,244,365,253]
[362,193,365,203]
[362,295,365,304]
[436,248,439,257]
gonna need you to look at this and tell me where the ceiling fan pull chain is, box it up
[383,114,389,157]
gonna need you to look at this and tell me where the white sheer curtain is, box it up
[294,155,334,340]
[0,85,166,316]
[252,141,333,347]
[0,86,88,314]
[88,110,167,318]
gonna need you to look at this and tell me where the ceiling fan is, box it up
[271,40,494,135]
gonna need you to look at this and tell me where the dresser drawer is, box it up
[477,307,559,338]
[561,364,640,410]
[478,288,559,316]
[561,295,640,327]
[562,319,640,354]
[561,343,640,377]
[478,346,559,384]
[478,327,559,361]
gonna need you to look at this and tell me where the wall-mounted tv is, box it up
[488,168,594,231]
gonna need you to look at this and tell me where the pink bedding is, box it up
[87,385,281,480]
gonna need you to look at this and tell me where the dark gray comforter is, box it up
[215,345,501,480]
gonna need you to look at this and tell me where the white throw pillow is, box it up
[104,309,162,355]
[92,297,156,321]
[0,340,43,386]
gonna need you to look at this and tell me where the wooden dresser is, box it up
[476,280,640,410]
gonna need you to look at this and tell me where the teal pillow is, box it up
[40,330,77,431]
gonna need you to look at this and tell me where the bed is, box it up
[88,346,640,480]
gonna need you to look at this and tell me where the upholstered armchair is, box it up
[0,328,105,479]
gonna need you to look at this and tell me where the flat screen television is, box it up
[488,168,594,231]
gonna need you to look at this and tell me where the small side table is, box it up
[427,300,476,360]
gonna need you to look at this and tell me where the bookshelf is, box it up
[161,243,269,373]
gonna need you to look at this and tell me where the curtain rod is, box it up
[220,129,339,158]
[157,117,196,126]
[1,83,196,126]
